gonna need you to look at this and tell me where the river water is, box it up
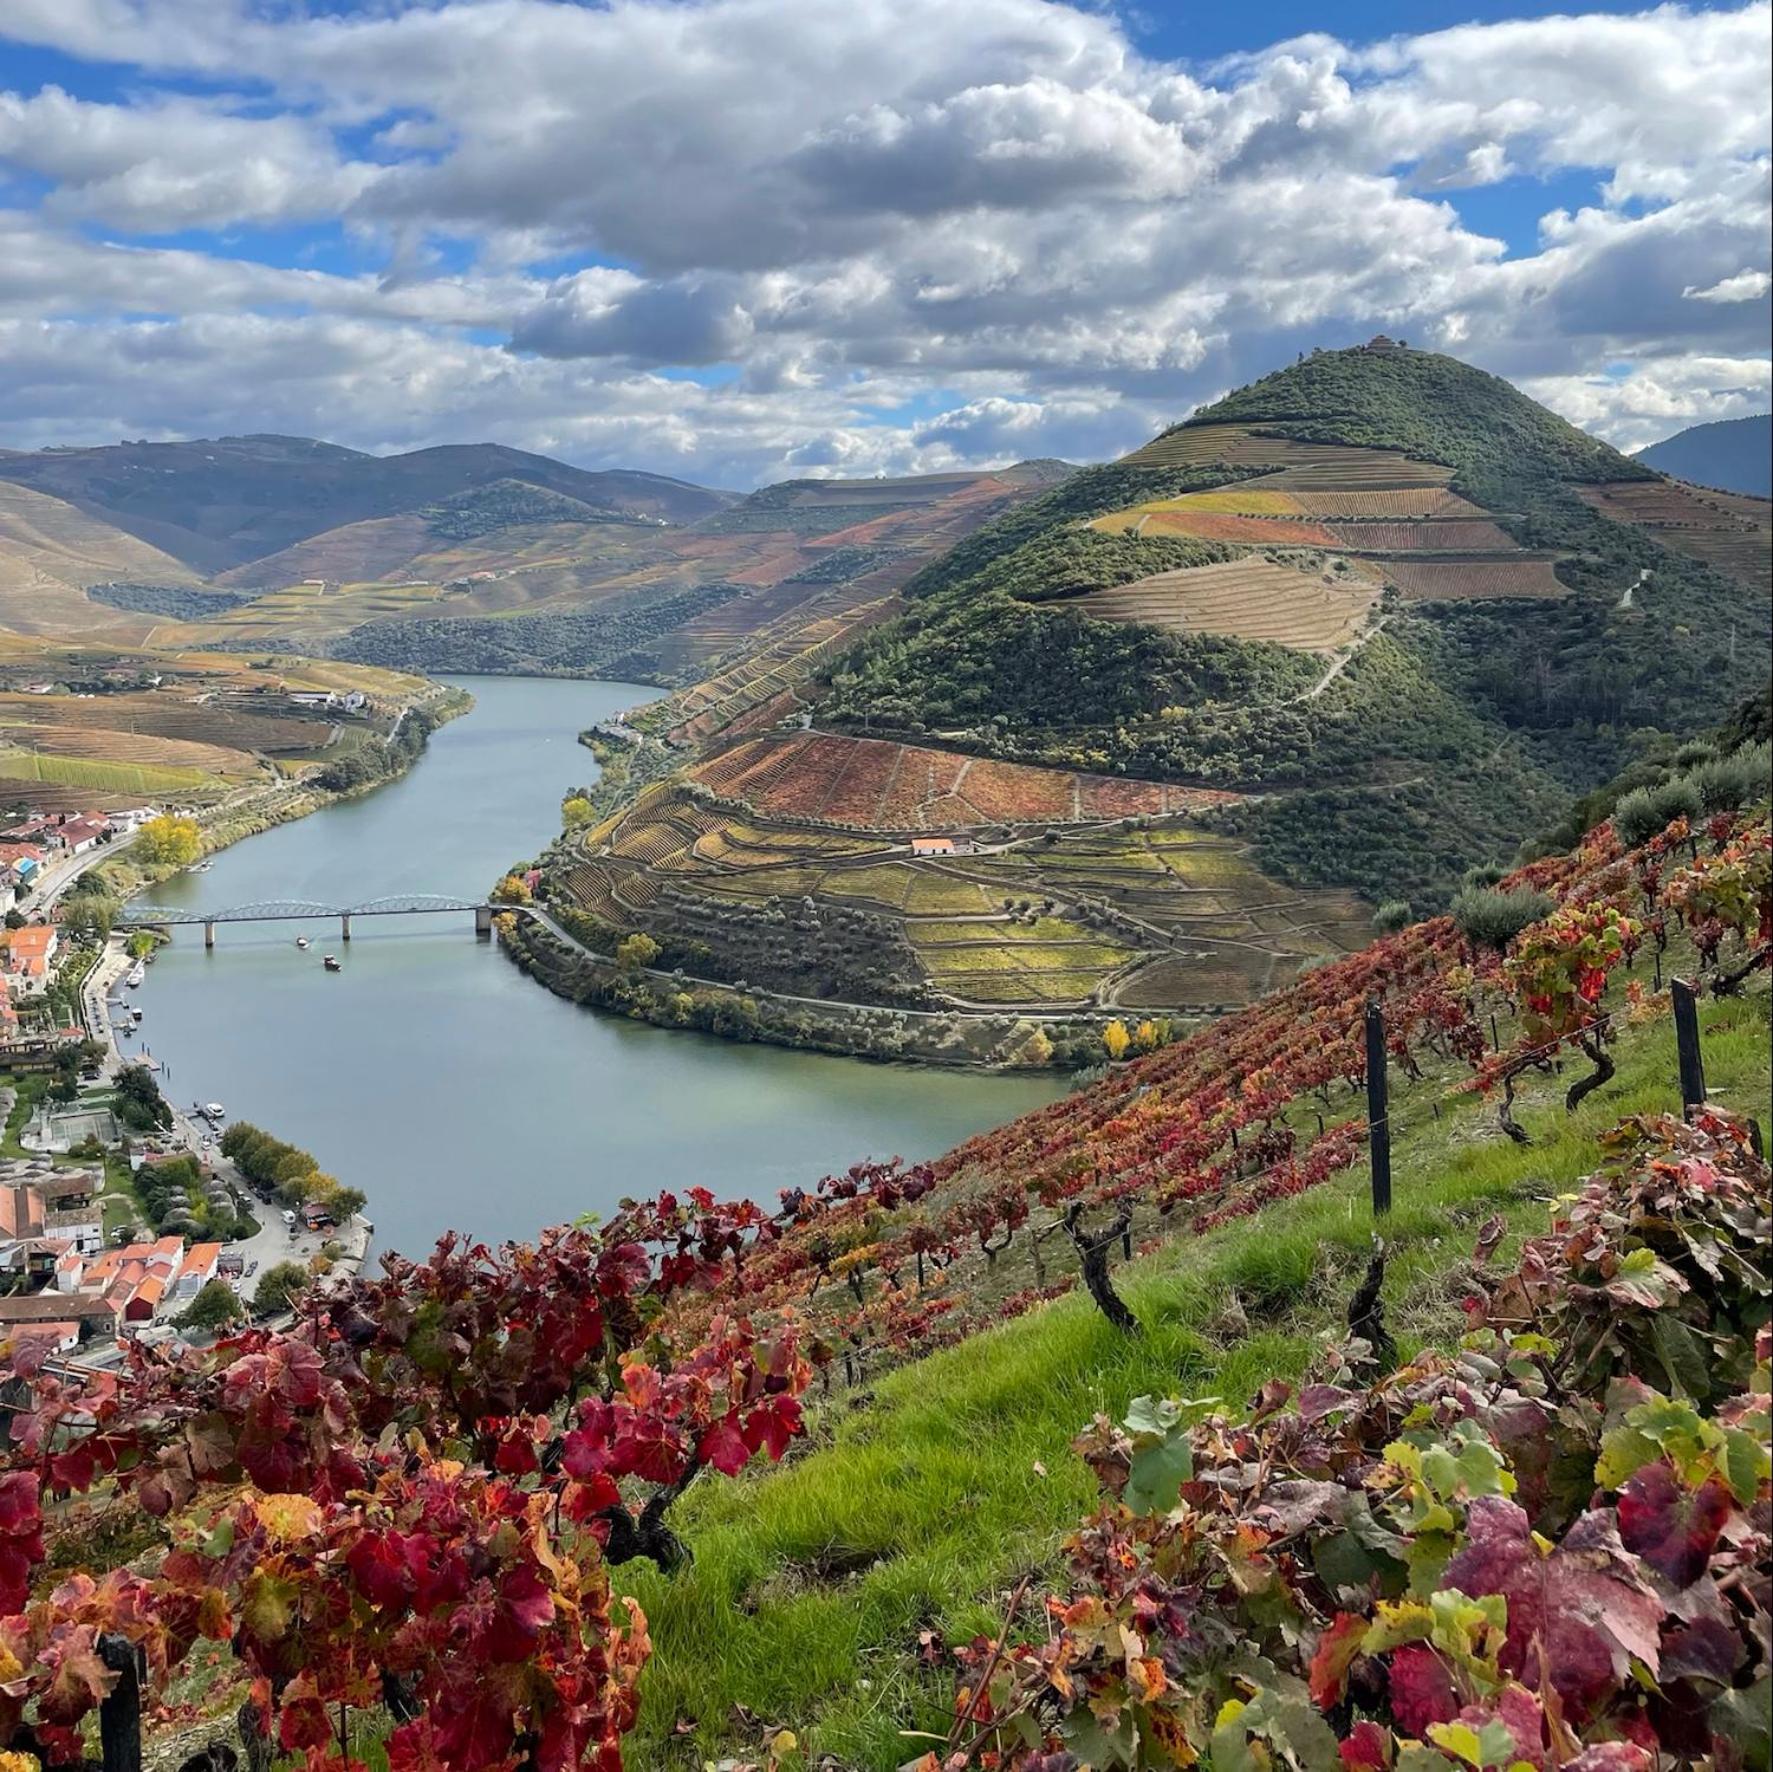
[129,677,1059,1259]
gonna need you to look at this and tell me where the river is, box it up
[128,677,1060,1259]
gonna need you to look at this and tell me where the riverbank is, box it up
[499,904,1092,1068]
[91,682,475,904]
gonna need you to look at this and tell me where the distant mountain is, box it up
[1635,415,1771,498]
[0,434,733,575]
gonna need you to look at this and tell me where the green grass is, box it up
[0,747,215,794]
[617,989,1771,1769]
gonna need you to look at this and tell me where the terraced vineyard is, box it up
[1574,479,1772,591]
[1086,436,1567,613]
[1323,518,1518,552]
[557,754,1369,1015]
[1096,509,1339,546]
[690,732,1237,830]
[0,640,425,809]
[1075,556,1379,652]
[1377,555,1570,599]
[1118,424,1453,487]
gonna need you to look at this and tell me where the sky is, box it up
[0,0,1768,490]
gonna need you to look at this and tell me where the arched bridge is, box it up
[116,894,520,945]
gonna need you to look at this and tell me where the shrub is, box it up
[1613,776,1703,848]
[950,1111,1773,1772]
[1688,741,1772,815]
[1449,884,1553,950]
[1373,899,1412,934]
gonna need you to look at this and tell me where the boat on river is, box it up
[125,963,145,988]
[295,936,310,950]
[203,1103,225,1121]
[323,955,342,972]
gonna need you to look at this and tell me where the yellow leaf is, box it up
[1215,1699,1247,1730]
[254,1493,323,1544]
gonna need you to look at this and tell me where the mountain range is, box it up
[1635,413,1772,497]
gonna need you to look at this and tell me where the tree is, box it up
[616,931,661,971]
[490,871,533,904]
[562,794,596,828]
[133,813,203,869]
[1102,1018,1131,1061]
[252,1258,311,1315]
[58,894,117,940]
[329,1184,368,1221]
[181,1278,246,1331]
[113,1062,172,1131]
[1450,884,1554,952]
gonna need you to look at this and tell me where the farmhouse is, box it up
[56,816,109,855]
[287,689,365,712]
[0,1162,105,1262]
[0,1290,116,1337]
[172,1242,223,1302]
[0,842,46,891]
[1,925,58,994]
[106,806,162,834]
[60,1234,188,1332]
[909,836,956,856]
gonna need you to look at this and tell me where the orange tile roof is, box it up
[178,1243,222,1278]
[4,927,55,958]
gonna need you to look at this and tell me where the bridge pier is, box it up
[341,912,352,943]
[203,921,215,951]
[475,904,493,939]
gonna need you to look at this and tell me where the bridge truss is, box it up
[117,894,489,926]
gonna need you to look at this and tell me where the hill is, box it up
[1636,413,1772,496]
[0,433,730,578]
[811,343,1771,913]
[16,780,1762,1771]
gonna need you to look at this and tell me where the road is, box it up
[17,829,138,916]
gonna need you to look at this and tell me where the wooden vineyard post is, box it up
[98,1633,144,1772]
[1365,999,1391,1216]
[1671,978,1706,1121]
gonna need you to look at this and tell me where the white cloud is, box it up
[1684,268,1773,301]
[0,0,1766,482]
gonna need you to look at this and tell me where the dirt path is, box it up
[1297,613,1388,703]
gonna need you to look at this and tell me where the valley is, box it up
[2,342,1767,1070]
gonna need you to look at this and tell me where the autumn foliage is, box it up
[0,1192,808,1769]
[937,1109,1772,1772]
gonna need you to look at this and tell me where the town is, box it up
[0,802,371,1364]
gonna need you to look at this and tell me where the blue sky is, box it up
[0,0,1767,485]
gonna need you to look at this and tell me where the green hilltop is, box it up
[1178,342,1650,498]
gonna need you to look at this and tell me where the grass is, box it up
[0,1072,47,1158]
[616,987,1770,1769]
[0,747,216,794]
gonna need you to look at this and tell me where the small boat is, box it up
[295,936,310,950]
[125,963,146,988]
[131,1008,143,1025]
[323,955,342,972]
[203,1103,225,1121]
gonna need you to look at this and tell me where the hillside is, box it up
[13,779,1764,1772]
[812,344,1771,912]
[1636,413,1772,496]
[323,464,1070,680]
[0,433,731,582]
[0,633,432,812]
